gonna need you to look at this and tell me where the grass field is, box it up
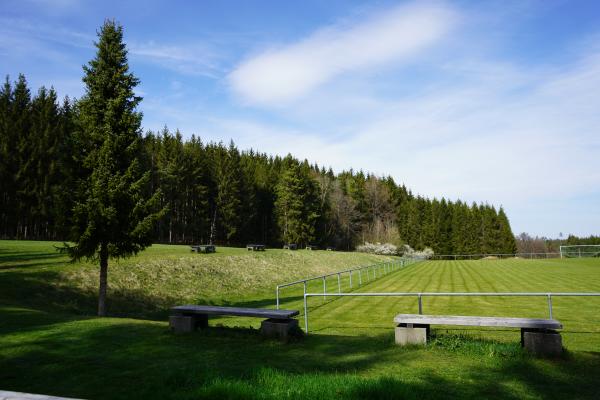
[1,240,599,399]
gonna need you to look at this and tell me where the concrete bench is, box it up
[394,314,563,356]
[190,244,216,253]
[246,244,266,251]
[305,245,318,250]
[170,305,300,340]
[283,243,298,250]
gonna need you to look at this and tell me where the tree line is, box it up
[0,74,516,254]
[516,233,600,254]
[0,78,517,254]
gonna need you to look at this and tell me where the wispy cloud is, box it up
[198,39,600,236]
[129,41,224,78]
[228,2,458,106]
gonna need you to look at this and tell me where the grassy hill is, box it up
[0,240,396,317]
[1,240,600,399]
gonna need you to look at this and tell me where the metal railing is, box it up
[429,253,563,260]
[275,258,422,309]
[301,291,600,333]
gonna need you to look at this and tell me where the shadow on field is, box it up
[0,250,67,269]
[1,308,600,400]
[0,267,182,319]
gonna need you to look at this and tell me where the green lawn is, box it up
[1,240,599,399]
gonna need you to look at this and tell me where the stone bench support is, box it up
[395,323,429,345]
[522,329,562,356]
[260,318,299,340]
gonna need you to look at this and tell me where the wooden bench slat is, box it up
[172,305,299,319]
[394,314,562,329]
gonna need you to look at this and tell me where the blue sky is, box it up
[1,0,599,238]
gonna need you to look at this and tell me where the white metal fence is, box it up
[301,292,600,333]
[429,253,562,260]
[275,258,423,309]
[430,251,600,260]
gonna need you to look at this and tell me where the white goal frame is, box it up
[559,245,600,258]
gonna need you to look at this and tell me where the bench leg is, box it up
[169,314,208,333]
[260,318,301,341]
[395,323,429,345]
[521,329,562,356]
[169,315,196,333]
[194,314,209,329]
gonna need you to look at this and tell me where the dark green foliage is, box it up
[275,157,320,245]
[65,20,164,315]
[69,20,162,258]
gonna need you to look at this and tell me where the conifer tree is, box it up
[498,207,517,253]
[0,77,13,238]
[275,158,320,245]
[66,20,163,316]
[213,141,243,244]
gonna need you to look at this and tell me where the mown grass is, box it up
[294,258,600,351]
[0,240,396,317]
[1,240,599,399]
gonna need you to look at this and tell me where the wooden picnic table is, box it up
[190,244,216,253]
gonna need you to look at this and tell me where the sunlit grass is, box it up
[1,240,599,399]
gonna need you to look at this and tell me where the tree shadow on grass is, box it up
[0,267,184,321]
[1,312,599,400]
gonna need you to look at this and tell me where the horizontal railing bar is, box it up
[431,253,562,257]
[302,291,600,333]
[304,292,600,297]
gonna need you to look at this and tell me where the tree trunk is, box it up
[98,242,108,316]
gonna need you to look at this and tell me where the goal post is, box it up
[559,245,600,258]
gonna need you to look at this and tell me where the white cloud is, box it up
[130,41,223,78]
[189,46,600,236]
[228,2,458,106]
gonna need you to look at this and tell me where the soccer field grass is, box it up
[285,259,600,351]
[1,241,600,399]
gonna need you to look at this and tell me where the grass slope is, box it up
[0,240,396,317]
[1,241,600,399]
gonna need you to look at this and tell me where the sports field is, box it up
[283,259,600,351]
[1,241,599,399]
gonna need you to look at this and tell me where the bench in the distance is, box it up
[246,244,266,251]
[190,244,216,253]
[170,305,301,340]
[394,314,563,356]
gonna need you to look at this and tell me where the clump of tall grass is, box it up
[428,332,525,359]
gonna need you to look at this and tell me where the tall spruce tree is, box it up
[67,20,163,316]
[275,158,320,245]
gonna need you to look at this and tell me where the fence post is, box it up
[349,271,353,288]
[276,286,280,309]
[303,281,307,300]
[547,294,553,319]
[304,294,309,334]
[418,294,423,314]
[322,277,326,300]
[337,273,341,293]
[359,269,362,285]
